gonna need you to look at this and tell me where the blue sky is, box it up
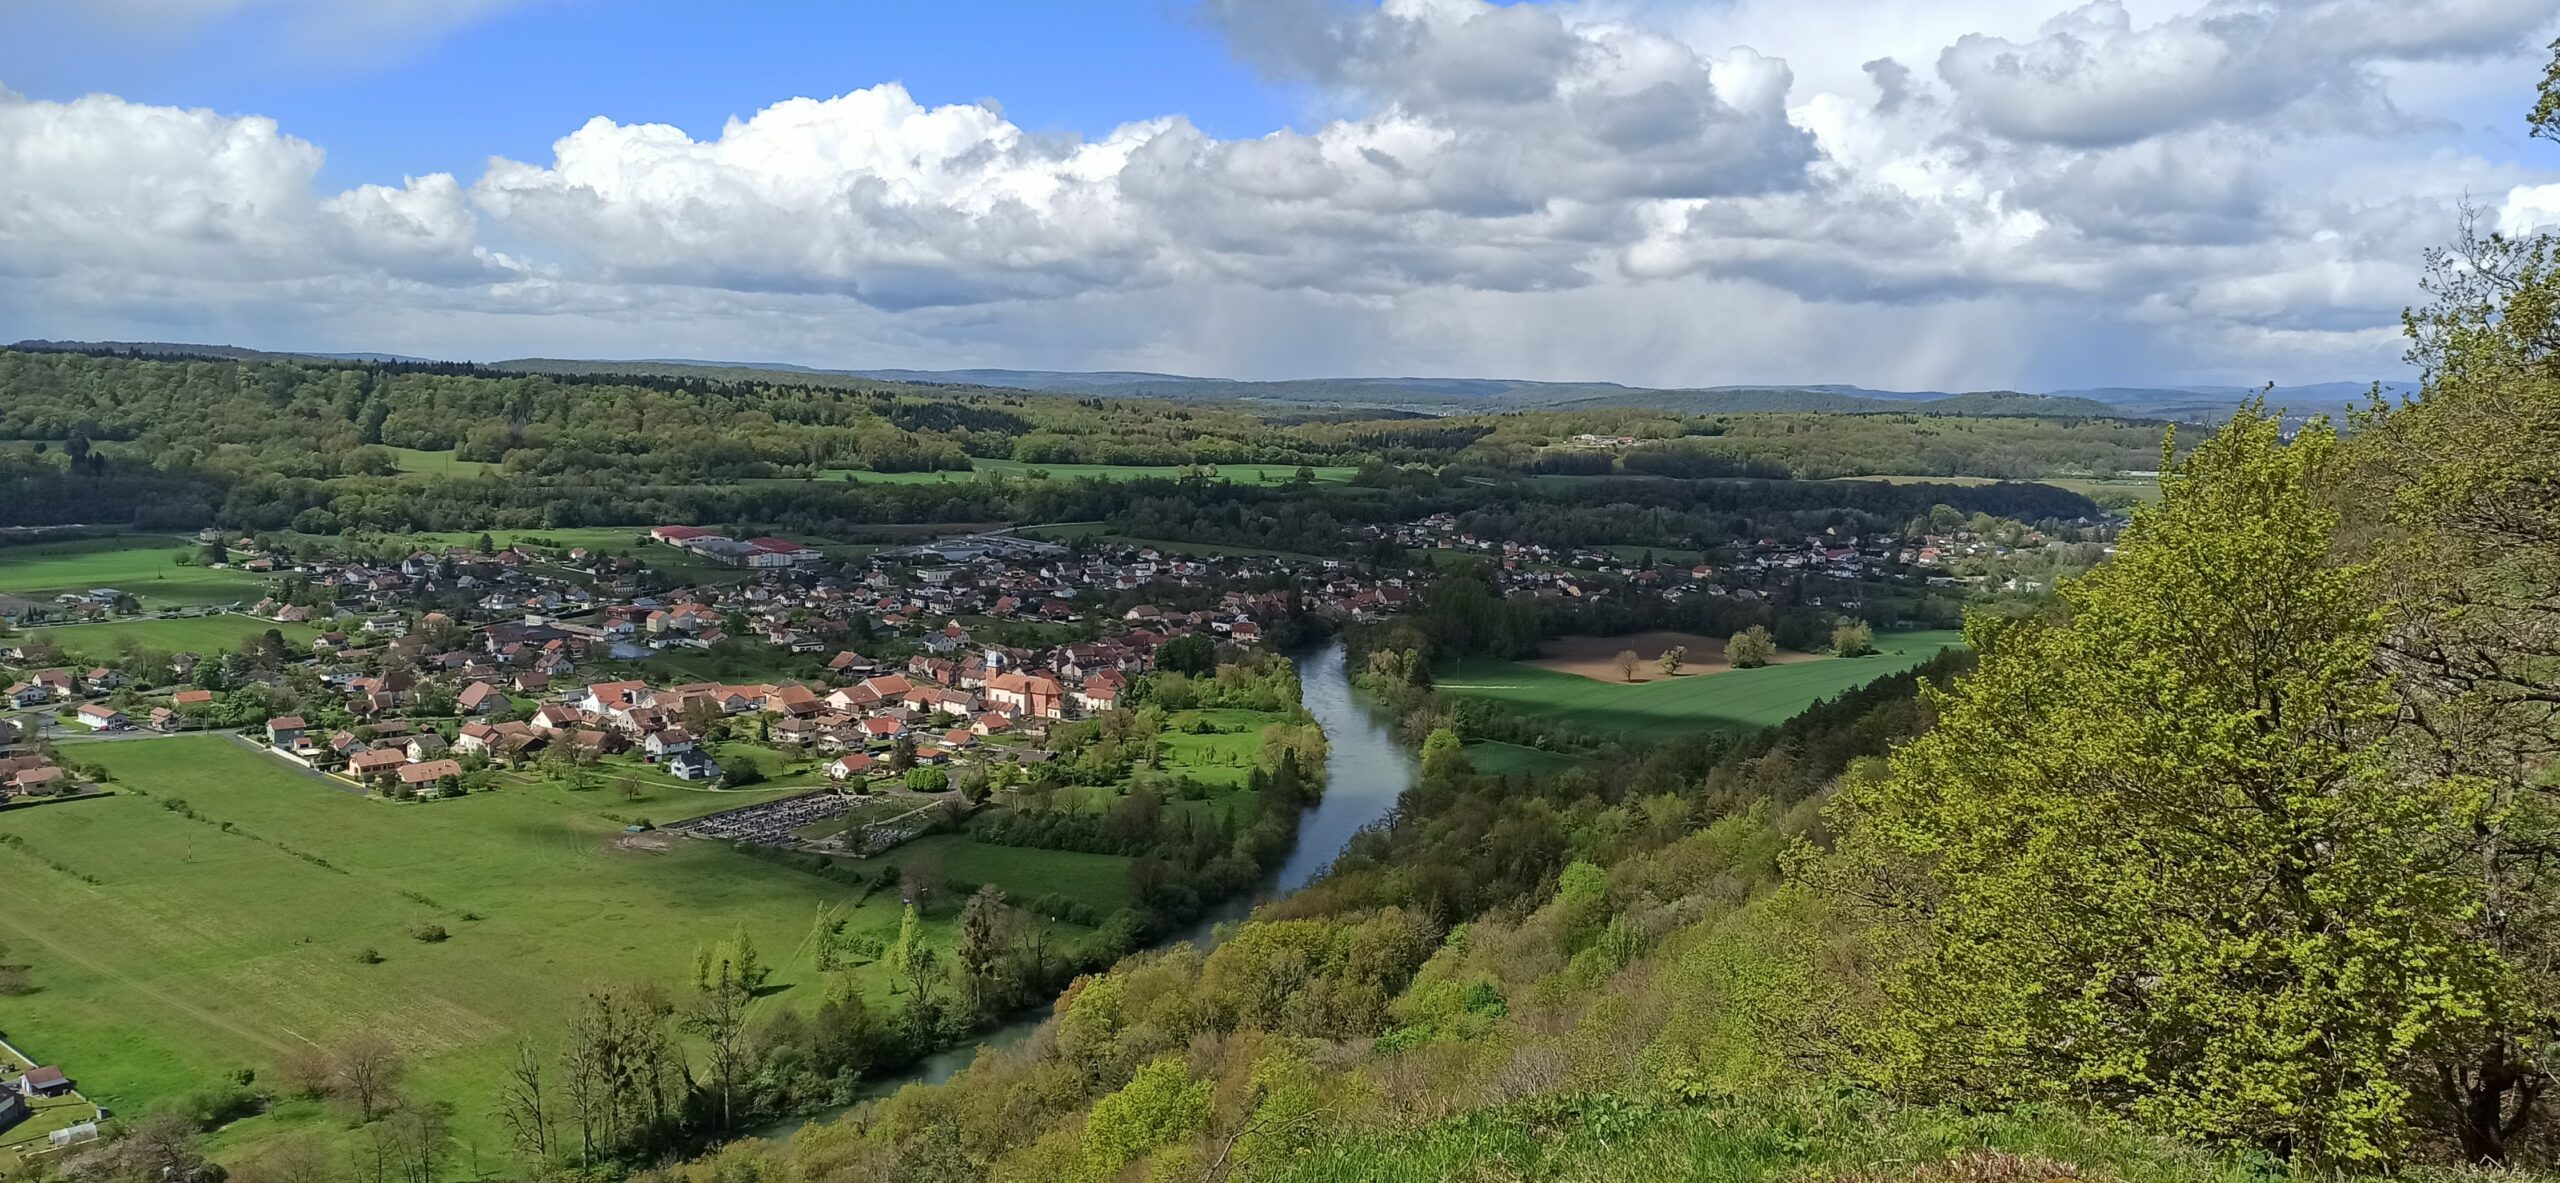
[0,2,1307,189]
[3,0,2558,389]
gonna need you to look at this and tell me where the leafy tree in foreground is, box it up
[2346,95,2560,1154]
[1820,408,2505,1169]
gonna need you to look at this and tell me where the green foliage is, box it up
[1419,726,1470,782]
[1259,1090,2263,1183]
[888,902,922,982]
[1819,408,2504,1168]
[1829,618,1875,658]
[1154,632,1216,676]
[1078,1057,1210,1178]
[1727,625,1777,669]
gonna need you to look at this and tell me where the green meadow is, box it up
[0,737,1107,1167]
[1035,707,1286,827]
[830,834,1133,915]
[341,526,753,583]
[828,459,1358,486]
[1833,472,2163,504]
[20,615,322,663]
[1461,740,1587,776]
[1434,630,1967,743]
[0,535,267,609]
[381,447,494,479]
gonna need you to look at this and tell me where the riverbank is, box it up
[753,639,1417,1138]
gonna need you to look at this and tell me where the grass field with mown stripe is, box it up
[0,737,1103,1168]
[0,536,267,609]
[1434,630,1966,743]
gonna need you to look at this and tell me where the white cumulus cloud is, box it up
[2,0,2558,389]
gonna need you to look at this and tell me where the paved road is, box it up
[218,733,371,796]
[41,724,206,745]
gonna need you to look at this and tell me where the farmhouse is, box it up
[74,704,128,731]
[644,728,698,761]
[397,760,464,790]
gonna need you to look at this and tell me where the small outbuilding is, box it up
[18,1065,71,1097]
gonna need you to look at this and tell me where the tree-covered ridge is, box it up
[0,346,2129,550]
[0,347,2169,529]
[0,349,1348,480]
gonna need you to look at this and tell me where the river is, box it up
[753,640,1413,1138]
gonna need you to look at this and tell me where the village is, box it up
[1370,509,2112,607]
[0,505,2109,814]
[0,524,1371,818]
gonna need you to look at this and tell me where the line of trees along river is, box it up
[757,640,1413,1136]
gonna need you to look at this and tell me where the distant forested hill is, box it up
[0,346,2156,534]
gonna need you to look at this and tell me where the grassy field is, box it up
[1462,741,1586,776]
[0,737,1098,1167]
[0,536,267,610]
[499,741,829,800]
[1152,709,1278,789]
[382,447,494,479]
[1434,630,1966,743]
[826,459,1357,486]
[382,526,657,554]
[345,526,757,584]
[1833,473,2162,504]
[831,833,1132,914]
[1042,708,1285,825]
[2036,475,2163,504]
[21,615,323,662]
